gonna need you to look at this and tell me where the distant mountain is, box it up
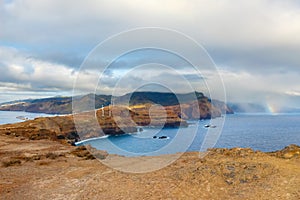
[0,92,233,119]
[116,91,233,119]
[114,91,205,106]
[0,98,33,106]
[0,95,112,114]
[228,103,266,113]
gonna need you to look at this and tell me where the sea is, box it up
[79,113,300,156]
[1,111,300,156]
[0,111,56,125]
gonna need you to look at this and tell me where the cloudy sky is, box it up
[1,0,300,111]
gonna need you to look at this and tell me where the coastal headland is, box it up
[0,104,189,144]
[0,91,233,144]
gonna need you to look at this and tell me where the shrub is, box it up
[2,159,21,167]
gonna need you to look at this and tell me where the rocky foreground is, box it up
[0,130,299,199]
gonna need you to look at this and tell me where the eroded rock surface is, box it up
[0,132,299,200]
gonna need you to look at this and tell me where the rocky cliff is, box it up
[0,92,233,119]
[0,105,187,143]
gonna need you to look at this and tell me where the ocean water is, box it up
[78,113,300,156]
[1,111,299,156]
[0,111,55,125]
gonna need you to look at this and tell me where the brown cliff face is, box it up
[0,92,232,144]
[0,109,134,143]
[0,116,77,142]
[167,99,230,120]
[0,105,187,143]
[129,104,188,128]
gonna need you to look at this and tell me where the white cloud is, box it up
[214,69,300,104]
[286,90,300,97]
[1,0,299,50]
[0,46,100,93]
[0,0,300,107]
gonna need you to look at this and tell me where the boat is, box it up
[16,116,28,121]
[204,124,217,128]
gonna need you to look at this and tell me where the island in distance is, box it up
[0,91,233,117]
[0,91,233,144]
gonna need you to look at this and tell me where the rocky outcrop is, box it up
[166,99,232,120]
[0,92,232,143]
[0,115,77,143]
[1,134,299,199]
[71,145,108,160]
[269,144,300,159]
[0,105,187,143]
[211,99,234,114]
[129,104,188,127]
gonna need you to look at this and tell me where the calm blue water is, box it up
[1,111,299,156]
[0,111,55,125]
[78,113,300,156]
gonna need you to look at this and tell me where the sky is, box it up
[0,0,300,111]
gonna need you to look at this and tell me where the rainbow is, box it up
[266,103,279,115]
